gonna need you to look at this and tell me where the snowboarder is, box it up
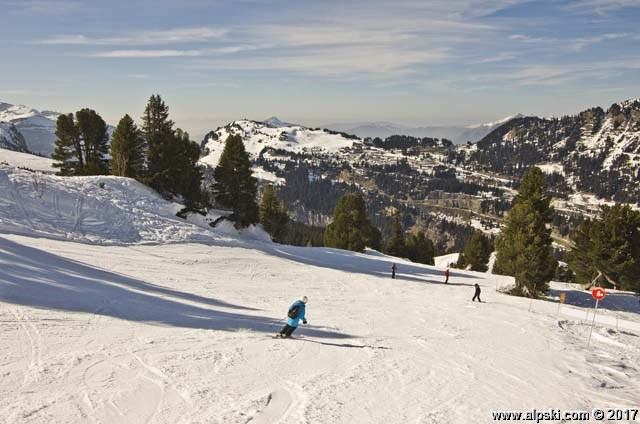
[278,296,308,338]
[391,264,397,279]
[444,267,450,284]
[472,283,482,302]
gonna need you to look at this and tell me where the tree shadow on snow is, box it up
[546,287,640,315]
[0,237,353,339]
[265,244,478,285]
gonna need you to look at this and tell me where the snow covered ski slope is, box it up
[1,160,639,423]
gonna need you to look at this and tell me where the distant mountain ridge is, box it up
[467,99,640,203]
[0,101,118,158]
[324,115,525,144]
[0,101,60,157]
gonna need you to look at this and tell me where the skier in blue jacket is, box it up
[278,296,308,338]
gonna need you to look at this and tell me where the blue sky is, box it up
[1,0,639,139]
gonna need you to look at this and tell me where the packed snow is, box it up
[1,160,639,423]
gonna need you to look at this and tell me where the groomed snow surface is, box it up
[1,161,640,423]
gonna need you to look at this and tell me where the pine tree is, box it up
[213,134,259,227]
[75,108,109,175]
[140,96,203,210]
[142,94,176,192]
[458,231,492,272]
[385,213,406,257]
[260,184,289,242]
[406,232,435,265]
[52,109,108,176]
[365,225,382,252]
[110,114,145,179]
[566,204,640,293]
[324,193,379,252]
[172,129,205,210]
[52,113,82,176]
[494,167,557,297]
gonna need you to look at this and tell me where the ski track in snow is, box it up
[1,164,640,423]
[1,235,639,423]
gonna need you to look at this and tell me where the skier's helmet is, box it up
[301,295,308,304]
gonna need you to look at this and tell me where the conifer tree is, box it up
[494,167,557,297]
[213,134,259,227]
[140,95,203,210]
[458,231,492,272]
[385,213,406,257]
[75,108,109,175]
[365,225,383,252]
[110,114,145,179]
[260,184,289,242]
[52,109,108,176]
[142,94,176,192]
[566,204,640,293]
[172,128,205,210]
[52,113,81,176]
[324,193,379,252]
[406,232,435,265]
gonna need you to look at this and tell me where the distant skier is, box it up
[472,283,482,302]
[278,296,308,338]
[391,264,397,279]
[444,267,450,284]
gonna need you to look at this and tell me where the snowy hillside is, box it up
[200,119,361,167]
[0,163,270,245]
[0,149,55,173]
[0,102,60,157]
[470,99,640,203]
[1,159,640,423]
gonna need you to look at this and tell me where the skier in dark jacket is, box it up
[391,264,397,279]
[472,283,482,302]
[279,296,308,338]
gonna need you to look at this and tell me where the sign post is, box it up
[587,288,606,349]
[558,292,566,315]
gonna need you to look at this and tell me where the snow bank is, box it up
[0,164,269,245]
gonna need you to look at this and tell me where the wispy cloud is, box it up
[183,46,449,77]
[87,45,257,58]
[567,0,640,14]
[37,27,227,46]
[89,49,205,58]
[1,0,87,16]
[569,32,636,51]
[509,34,556,44]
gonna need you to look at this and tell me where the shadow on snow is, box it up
[547,287,640,315]
[0,237,353,338]
[267,244,478,286]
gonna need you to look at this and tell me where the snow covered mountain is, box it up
[199,118,361,168]
[0,122,29,153]
[0,102,60,157]
[324,115,524,144]
[467,99,640,203]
